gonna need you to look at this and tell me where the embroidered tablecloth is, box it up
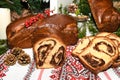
[0,46,120,80]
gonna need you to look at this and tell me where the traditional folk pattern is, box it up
[0,52,9,79]
[0,63,8,79]
[50,46,101,80]
[23,58,36,80]
[2,46,120,80]
[113,67,120,78]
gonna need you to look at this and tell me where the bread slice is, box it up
[72,36,119,74]
[107,33,120,67]
[72,36,93,55]
[96,32,120,67]
[33,35,66,69]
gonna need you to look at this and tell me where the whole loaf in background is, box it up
[6,14,78,48]
[88,0,120,32]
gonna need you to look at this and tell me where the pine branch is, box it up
[78,0,91,15]
[114,26,120,36]
[78,22,86,38]
[0,0,23,14]
[87,21,98,36]
[0,39,8,55]
[0,0,49,14]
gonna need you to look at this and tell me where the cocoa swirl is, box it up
[38,45,51,66]
[83,53,105,67]
[93,41,115,56]
[50,46,65,66]
[37,40,56,66]
[115,56,120,62]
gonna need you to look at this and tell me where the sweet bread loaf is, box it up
[72,36,119,74]
[33,35,66,68]
[37,14,78,45]
[32,24,78,46]
[6,14,78,48]
[96,32,120,67]
[88,0,120,32]
[6,15,37,48]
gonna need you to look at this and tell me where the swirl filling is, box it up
[82,53,105,67]
[37,40,56,66]
[93,41,115,56]
[50,46,65,66]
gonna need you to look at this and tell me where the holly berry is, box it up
[44,9,54,16]
[24,9,54,28]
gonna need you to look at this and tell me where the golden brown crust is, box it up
[6,14,78,48]
[37,14,78,45]
[88,0,120,32]
[6,15,38,48]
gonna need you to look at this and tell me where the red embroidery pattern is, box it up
[50,46,101,80]
[0,51,9,79]
[113,67,120,78]
[0,64,8,79]
[23,58,36,80]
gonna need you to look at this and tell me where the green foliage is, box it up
[87,21,98,36]
[114,26,120,37]
[77,0,91,16]
[63,7,68,14]
[78,23,86,38]
[75,9,80,16]
[59,4,63,13]
[0,0,23,14]
[78,20,98,38]
[0,39,8,55]
[112,0,120,1]
[0,0,49,14]
[27,0,44,13]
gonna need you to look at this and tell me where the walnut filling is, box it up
[93,42,114,56]
[38,45,50,66]
[83,53,105,67]
[37,40,56,66]
[115,56,120,62]
[50,46,65,66]
[39,39,56,47]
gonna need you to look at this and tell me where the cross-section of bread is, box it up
[72,36,93,54]
[96,32,120,67]
[108,34,120,67]
[33,35,66,69]
[72,36,119,74]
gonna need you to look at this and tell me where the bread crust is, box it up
[88,0,120,32]
[6,14,78,48]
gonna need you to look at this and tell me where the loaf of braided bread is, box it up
[88,0,120,32]
[6,14,78,48]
